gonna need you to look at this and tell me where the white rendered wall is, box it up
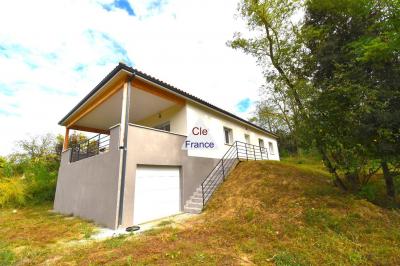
[185,102,280,160]
[136,105,187,135]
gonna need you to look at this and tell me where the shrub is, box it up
[0,156,5,176]
[0,134,61,207]
[24,157,59,203]
[0,177,26,207]
[0,156,27,178]
[0,156,59,207]
[358,184,378,202]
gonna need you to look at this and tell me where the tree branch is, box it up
[262,20,305,112]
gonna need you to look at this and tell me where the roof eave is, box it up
[58,63,132,126]
[58,63,278,139]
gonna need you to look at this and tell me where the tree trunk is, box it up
[292,135,299,155]
[345,173,361,192]
[317,145,347,190]
[381,160,396,199]
[333,176,347,191]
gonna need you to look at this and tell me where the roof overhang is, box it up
[59,63,278,138]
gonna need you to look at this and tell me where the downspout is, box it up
[117,74,134,227]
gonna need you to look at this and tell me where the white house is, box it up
[54,63,279,229]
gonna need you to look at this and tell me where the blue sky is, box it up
[236,98,252,113]
[102,0,136,16]
[0,0,263,155]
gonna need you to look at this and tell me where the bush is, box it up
[24,157,59,203]
[1,156,23,178]
[0,134,61,207]
[0,178,26,207]
[358,184,378,202]
[0,156,59,207]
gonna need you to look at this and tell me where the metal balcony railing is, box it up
[70,133,110,163]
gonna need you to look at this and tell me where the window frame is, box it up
[268,142,274,155]
[244,134,250,144]
[258,138,264,148]
[223,127,233,145]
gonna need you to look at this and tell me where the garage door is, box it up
[134,166,181,225]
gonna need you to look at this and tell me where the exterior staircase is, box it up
[183,186,206,214]
[183,141,269,214]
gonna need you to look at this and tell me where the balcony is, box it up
[70,133,111,163]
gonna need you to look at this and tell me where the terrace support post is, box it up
[117,75,134,228]
[63,127,70,151]
[97,133,101,153]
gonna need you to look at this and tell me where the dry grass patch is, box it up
[2,161,400,265]
[45,161,399,265]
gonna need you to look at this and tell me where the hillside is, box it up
[2,161,400,265]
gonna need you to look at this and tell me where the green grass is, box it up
[0,202,96,264]
[281,154,330,178]
[1,160,400,265]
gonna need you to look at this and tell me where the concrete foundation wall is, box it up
[53,127,121,229]
[121,124,218,227]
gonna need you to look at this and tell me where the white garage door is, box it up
[134,166,181,225]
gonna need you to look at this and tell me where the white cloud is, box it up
[0,0,264,155]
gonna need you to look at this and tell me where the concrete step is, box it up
[190,197,203,203]
[193,192,203,198]
[185,201,203,209]
[183,206,202,214]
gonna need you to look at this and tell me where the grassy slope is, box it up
[3,161,400,265]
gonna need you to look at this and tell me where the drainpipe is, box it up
[117,74,134,227]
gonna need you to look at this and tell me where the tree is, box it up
[55,132,90,156]
[352,0,400,198]
[303,0,400,196]
[16,134,56,159]
[252,90,299,154]
[229,0,351,190]
[231,0,400,199]
[228,0,311,154]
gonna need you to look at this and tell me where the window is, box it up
[155,122,170,132]
[244,134,250,144]
[259,139,266,154]
[258,139,264,148]
[223,127,233,144]
[268,142,274,154]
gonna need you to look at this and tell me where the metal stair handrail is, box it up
[200,141,269,206]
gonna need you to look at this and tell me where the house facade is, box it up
[54,63,279,229]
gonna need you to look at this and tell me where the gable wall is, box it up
[185,102,280,160]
